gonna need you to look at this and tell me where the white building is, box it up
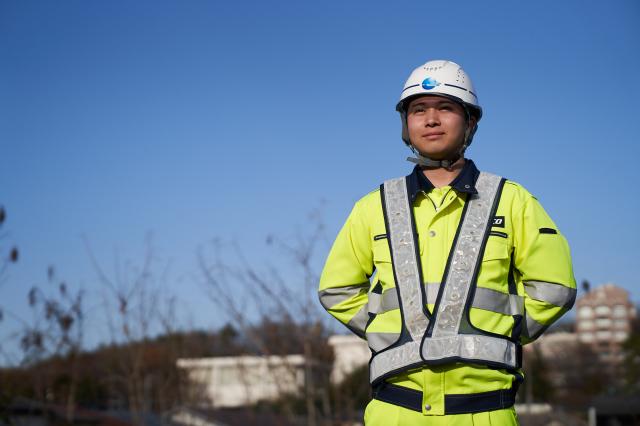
[177,355,306,408]
[327,334,370,384]
[177,335,372,409]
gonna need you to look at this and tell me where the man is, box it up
[318,60,576,425]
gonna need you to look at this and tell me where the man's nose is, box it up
[425,109,440,126]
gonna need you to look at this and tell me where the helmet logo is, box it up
[421,77,440,90]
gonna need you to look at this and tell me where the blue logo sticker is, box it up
[421,77,440,90]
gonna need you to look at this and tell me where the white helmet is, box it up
[397,60,482,167]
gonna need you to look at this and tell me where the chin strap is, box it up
[406,152,461,169]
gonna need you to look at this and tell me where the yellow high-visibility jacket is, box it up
[318,160,576,416]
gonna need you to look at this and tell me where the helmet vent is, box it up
[422,64,444,72]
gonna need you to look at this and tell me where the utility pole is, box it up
[304,341,317,426]
[588,406,597,426]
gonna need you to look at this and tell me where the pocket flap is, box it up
[372,239,392,263]
[483,237,509,261]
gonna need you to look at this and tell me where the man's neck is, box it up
[422,158,465,188]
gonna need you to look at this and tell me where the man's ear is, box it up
[468,116,478,131]
[463,116,478,145]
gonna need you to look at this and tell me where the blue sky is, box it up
[1,0,639,359]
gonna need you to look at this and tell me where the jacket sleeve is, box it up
[512,193,577,344]
[318,198,374,338]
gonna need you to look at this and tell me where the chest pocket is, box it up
[372,238,395,290]
[478,236,511,291]
[372,236,391,261]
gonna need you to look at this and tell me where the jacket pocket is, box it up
[371,238,396,306]
[470,237,516,337]
[372,238,392,264]
[483,236,509,261]
[478,237,511,291]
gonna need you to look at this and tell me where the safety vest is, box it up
[369,171,521,385]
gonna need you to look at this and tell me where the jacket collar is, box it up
[407,159,480,202]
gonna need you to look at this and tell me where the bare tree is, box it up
[0,205,19,329]
[0,205,89,423]
[0,205,19,283]
[85,232,188,424]
[198,208,336,425]
[13,265,85,423]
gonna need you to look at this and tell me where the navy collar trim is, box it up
[407,159,480,202]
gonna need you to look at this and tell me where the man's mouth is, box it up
[422,132,445,139]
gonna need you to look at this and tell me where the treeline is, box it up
[1,327,219,411]
[0,323,328,410]
[0,320,362,426]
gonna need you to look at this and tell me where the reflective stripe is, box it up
[368,289,400,314]
[318,283,368,309]
[425,282,440,305]
[371,335,517,381]
[421,334,517,367]
[370,341,423,382]
[383,177,429,340]
[368,292,382,313]
[367,284,441,315]
[366,332,402,352]
[367,284,526,317]
[524,313,547,339]
[524,280,576,309]
[348,305,370,338]
[430,172,503,339]
[472,287,524,316]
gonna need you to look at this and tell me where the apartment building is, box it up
[575,283,637,364]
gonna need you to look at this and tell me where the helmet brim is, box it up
[396,93,482,121]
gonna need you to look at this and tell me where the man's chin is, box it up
[416,151,447,160]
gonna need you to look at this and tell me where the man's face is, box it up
[406,95,473,161]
